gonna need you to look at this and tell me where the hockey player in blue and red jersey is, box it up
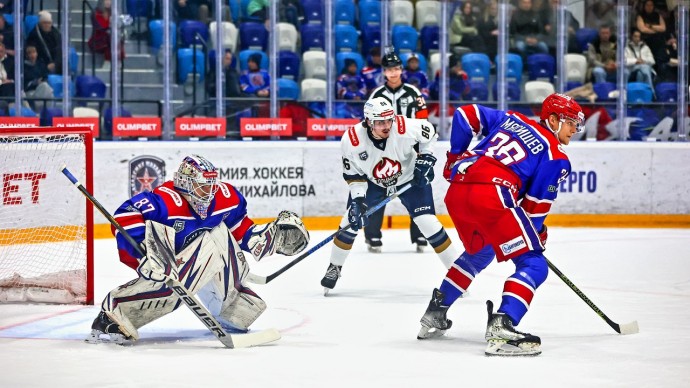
[86,155,310,345]
[416,93,585,356]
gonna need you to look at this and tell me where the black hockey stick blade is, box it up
[546,258,639,335]
[246,183,414,285]
[62,165,280,348]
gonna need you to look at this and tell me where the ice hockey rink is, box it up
[1,227,689,387]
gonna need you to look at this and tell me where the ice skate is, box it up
[415,237,428,253]
[320,263,342,296]
[484,300,541,356]
[85,311,134,345]
[365,238,382,253]
[417,288,452,339]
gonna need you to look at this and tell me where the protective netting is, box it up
[0,132,88,303]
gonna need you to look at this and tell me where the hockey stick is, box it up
[61,165,280,348]
[546,258,639,335]
[246,183,414,285]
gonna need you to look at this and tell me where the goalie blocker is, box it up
[85,154,310,345]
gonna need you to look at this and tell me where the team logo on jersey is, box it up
[359,151,368,161]
[500,236,526,255]
[372,157,403,187]
[173,220,185,232]
[129,155,166,198]
[400,96,410,111]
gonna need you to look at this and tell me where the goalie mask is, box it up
[173,155,219,219]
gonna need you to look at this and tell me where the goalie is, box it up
[86,155,310,345]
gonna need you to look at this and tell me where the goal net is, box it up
[0,127,93,304]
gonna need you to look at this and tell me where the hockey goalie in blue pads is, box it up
[87,155,310,345]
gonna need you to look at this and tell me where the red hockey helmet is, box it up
[540,93,585,133]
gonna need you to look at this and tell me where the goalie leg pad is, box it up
[217,287,267,331]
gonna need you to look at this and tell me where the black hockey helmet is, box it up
[382,51,402,68]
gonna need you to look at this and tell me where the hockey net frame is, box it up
[0,126,94,304]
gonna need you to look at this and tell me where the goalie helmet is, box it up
[173,155,219,219]
[364,97,395,123]
[540,93,585,133]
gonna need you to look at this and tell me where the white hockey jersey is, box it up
[341,115,437,198]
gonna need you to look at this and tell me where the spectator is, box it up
[430,55,470,101]
[337,58,366,100]
[542,0,581,54]
[657,34,678,82]
[240,53,270,97]
[584,0,617,29]
[509,0,549,61]
[206,50,242,98]
[625,29,656,92]
[175,0,212,23]
[247,0,269,20]
[477,0,499,60]
[636,0,667,64]
[88,0,125,70]
[0,14,13,56]
[26,11,62,74]
[0,42,15,106]
[402,54,430,99]
[450,1,484,53]
[587,25,618,83]
[248,0,303,27]
[23,44,53,111]
[361,46,383,97]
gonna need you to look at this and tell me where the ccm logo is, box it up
[492,177,517,193]
[2,173,47,205]
[414,206,431,213]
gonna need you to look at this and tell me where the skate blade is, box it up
[367,246,381,253]
[323,287,331,296]
[485,340,541,357]
[416,245,425,253]
[85,330,133,346]
[417,326,446,340]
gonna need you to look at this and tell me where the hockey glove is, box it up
[538,225,548,247]
[137,255,171,282]
[413,153,437,187]
[348,197,369,231]
[274,210,310,256]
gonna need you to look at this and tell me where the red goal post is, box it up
[0,126,94,304]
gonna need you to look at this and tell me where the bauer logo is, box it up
[500,237,526,255]
[129,156,166,197]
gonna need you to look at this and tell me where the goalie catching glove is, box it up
[247,210,310,261]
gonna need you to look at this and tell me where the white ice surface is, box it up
[1,228,689,387]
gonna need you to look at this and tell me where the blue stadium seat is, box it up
[492,82,521,101]
[8,106,37,117]
[278,50,300,80]
[149,20,177,52]
[593,81,616,102]
[278,78,300,100]
[302,0,324,24]
[75,75,106,98]
[40,107,63,126]
[335,0,356,25]
[575,28,598,52]
[229,0,240,23]
[176,48,205,84]
[358,0,382,28]
[336,52,365,75]
[462,53,491,82]
[127,0,151,17]
[627,82,654,103]
[526,53,556,82]
[24,14,39,35]
[419,25,439,58]
[47,74,75,98]
[361,25,381,56]
[69,47,78,76]
[465,81,489,102]
[392,25,418,54]
[335,24,359,53]
[238,49,269,71]
[496,53,523,83]
[179,19,209,47]
[239,21,267,51]
[566,81,584,94]
[400,52,428,74]
[655,82,678,102]
[301,24,325,52]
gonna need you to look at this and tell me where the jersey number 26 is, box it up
[485,132,526,166]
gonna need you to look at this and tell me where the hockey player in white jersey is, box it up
[320,97,459,294]
[86,155,310,345]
